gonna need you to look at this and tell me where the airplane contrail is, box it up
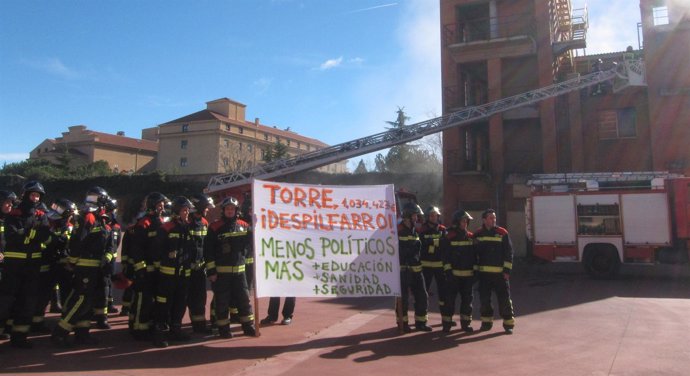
[345,3,398,15]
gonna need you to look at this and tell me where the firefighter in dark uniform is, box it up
[474,208,515,334]
[0,190,18,341]
[119,199,147,318]
[397,202,432,333]
[129,192,169,340]
[0,181,51,348]
[441,210,477,333]
[152,196,196,348]
[51,186,111,346]
[103,197,121,315]
[91,196,119,330]
[419,206,448,314]
[187,193,214,334]
[205,196,256,338]
[32,199,77,333]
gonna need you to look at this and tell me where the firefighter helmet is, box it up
[190,193,214,212]
[84,186,109,211]
[171,196,194,215]
[402,202,423,219]
[48,198,78,220]
[220,196,240,209]
[0,190,17,203]
[425,206,441,217]
[105,197,118,213]
[451,210,473,224]
[146,192,169,211]
[22,180,45,199]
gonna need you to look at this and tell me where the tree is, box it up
[353,159,368,174]
[374,107,442,174]
[263,140,289,163]
[220,140,256,173]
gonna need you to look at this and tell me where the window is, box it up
[598,108,637,140]
[247,144,253,152]
[239,142,243,151]
[239,127,244,134]
[182,124,189,133]
[223,158,229,166]
[653,5,669,26]
[287,140,291,147]
[276,136,281,143]
[264,133,269,141]
[224,139,230,147]
[225,124,231,131]
[577,204,621,235]
[297,142,301,149]
[180,140,188,149]
[261,149,266,159]
[180,157,188,167]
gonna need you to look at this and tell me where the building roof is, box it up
[160,109,328,147]
[52,126,158,153]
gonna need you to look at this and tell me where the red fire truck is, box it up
[526,172,690,278]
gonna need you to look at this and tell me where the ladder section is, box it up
[207,68,618,194]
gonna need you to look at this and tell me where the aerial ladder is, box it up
[207,59,644,197]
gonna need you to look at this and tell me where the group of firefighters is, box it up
[0,180,256,349]
[0,180,515,351]
[396,202,515,335]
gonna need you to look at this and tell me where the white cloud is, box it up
[586,1,642,54]
[319,57,344,70]
[351,0,441,138]
[22,57,81,79]
[253,77,273,94]
[0,153,29,165]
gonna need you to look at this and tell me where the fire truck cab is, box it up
[526,172,690,278]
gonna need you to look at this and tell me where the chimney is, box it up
[117,131,125,136]
[254,118,260,126]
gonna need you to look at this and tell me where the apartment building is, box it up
[440,0,690,254]
[30,125,158,173]
[152,98,348,175]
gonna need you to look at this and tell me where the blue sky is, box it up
[0,0,642,169]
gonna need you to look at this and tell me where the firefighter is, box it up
[152,196,197,348]
[419,206,448,314]
[187,193,214,334]
[440,210,477,333]
[129,192,169,340]
[32,199,77,333]
[474,209,515,334]
[205,196,256,338]
[397,202,432,333]
[104,197,121,315]
[0,181,51,348]
[119,198,147,318]
[51,186,111,347]
[91,196,119,329]
[0,190,18,341]
[240,196,255,291]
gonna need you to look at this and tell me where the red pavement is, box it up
[1,262,689,376]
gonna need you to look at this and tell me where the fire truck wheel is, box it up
[583,246,620,279]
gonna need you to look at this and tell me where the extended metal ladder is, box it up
[207,67,622,194]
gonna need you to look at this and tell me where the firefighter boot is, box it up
[170,326,191,342]
[401,323,412,333]
[461,321,474,333]
[442,322,452,333]
[108,303,119,315]
[218,325,233,339]
[10,332,33,349]
[504,326,514,335]
[74,328,100,346]
[192,321,212,334]
[242,323,257,337]
[95,317,111,330]
[152,327,169,348]
[415,321,433,332]
[480,322,493,331]
[51,326,72,348]
[49,289,62,313]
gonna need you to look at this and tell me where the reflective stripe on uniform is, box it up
[450,240,474,246]
[76,258,100,267]
[478,265,503,273]
[476,236,502,242]
[421,260,443,268]
[217,265,246,273]
[398,236,419,241]
[452,269,474,277]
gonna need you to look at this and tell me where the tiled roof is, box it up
[161,109,328,147]
[53,127,158,152]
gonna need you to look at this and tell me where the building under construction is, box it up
[440,0,690,253]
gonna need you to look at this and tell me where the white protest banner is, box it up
[252,179,400,298]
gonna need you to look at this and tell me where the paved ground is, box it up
[1,261,689,376]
